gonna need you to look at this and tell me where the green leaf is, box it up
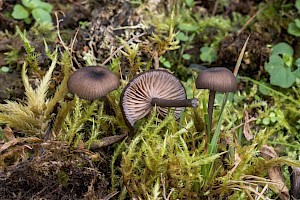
[185,0,194,7]
[176,32,189,41]
[21,0,32,8]
[288,22,300,37]
[296,0,300,11]
[32,8,52,23]
[182,54,191,60]
[258,84,270,95]
[22,0,40,8]
[24,17,32,24]
[30,0,43,8]
[200,47,217,63]
[12,4,29,19]
[295,58,300,67]
[272,42,294,56]
[38,1,53,12]
[265,57,280,72]
[178,23,198,32]
[1,66,10,73]
[270,68,296,88]
[262,117,270,125]
[269,66,295,88]
[22,0,52,11]
[293,67,300,78]
[265,54,296,88]
[283,54,293,68]
[295,19,300,28]
[159,56,171,68]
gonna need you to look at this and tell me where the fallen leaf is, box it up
[268,166,289,200]
[3,126,15,141]
[260,144,278,159]
[261,145,290,200]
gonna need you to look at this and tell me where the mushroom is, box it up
[195,67,237,132]
[67,66,120,101]
[120,69,198,127]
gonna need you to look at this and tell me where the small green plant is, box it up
[240,76,300,152]
[159,56,172,68]
[79,21,89,29]
[260,111,278,126]
[11,0,53,24]
[264,42,300,88]
[288,0,300,36]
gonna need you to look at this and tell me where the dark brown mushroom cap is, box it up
[195,67,237,92]
[67,66,120,100]
[120,69,187,127]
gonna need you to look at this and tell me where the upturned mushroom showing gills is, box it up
[67,66,120,100]
[195,67,237,131]
[121,69,199,127]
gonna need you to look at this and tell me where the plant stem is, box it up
[207,90,216,133]
[151,98,199,108]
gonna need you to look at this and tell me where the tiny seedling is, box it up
[264,42,300,88]
[257,111,278,126]
[11,0,53,24]
[159,56,172,68]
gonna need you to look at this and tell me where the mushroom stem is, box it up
[151,98,199,108]
[291,167,300,199]
[207,90,216,133]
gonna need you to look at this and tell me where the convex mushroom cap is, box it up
[121,69,196,127]
[67,66,120,100]
[195,67,237,92]
[195,67,237,134]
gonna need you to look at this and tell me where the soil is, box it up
[0,0,297,199]
[0,141,110,200]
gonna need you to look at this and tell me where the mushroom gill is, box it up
[121,70,187,126]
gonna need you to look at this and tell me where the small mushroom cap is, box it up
[67,66,120,100]
[120,69,187,127]
[195,67,237,92]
